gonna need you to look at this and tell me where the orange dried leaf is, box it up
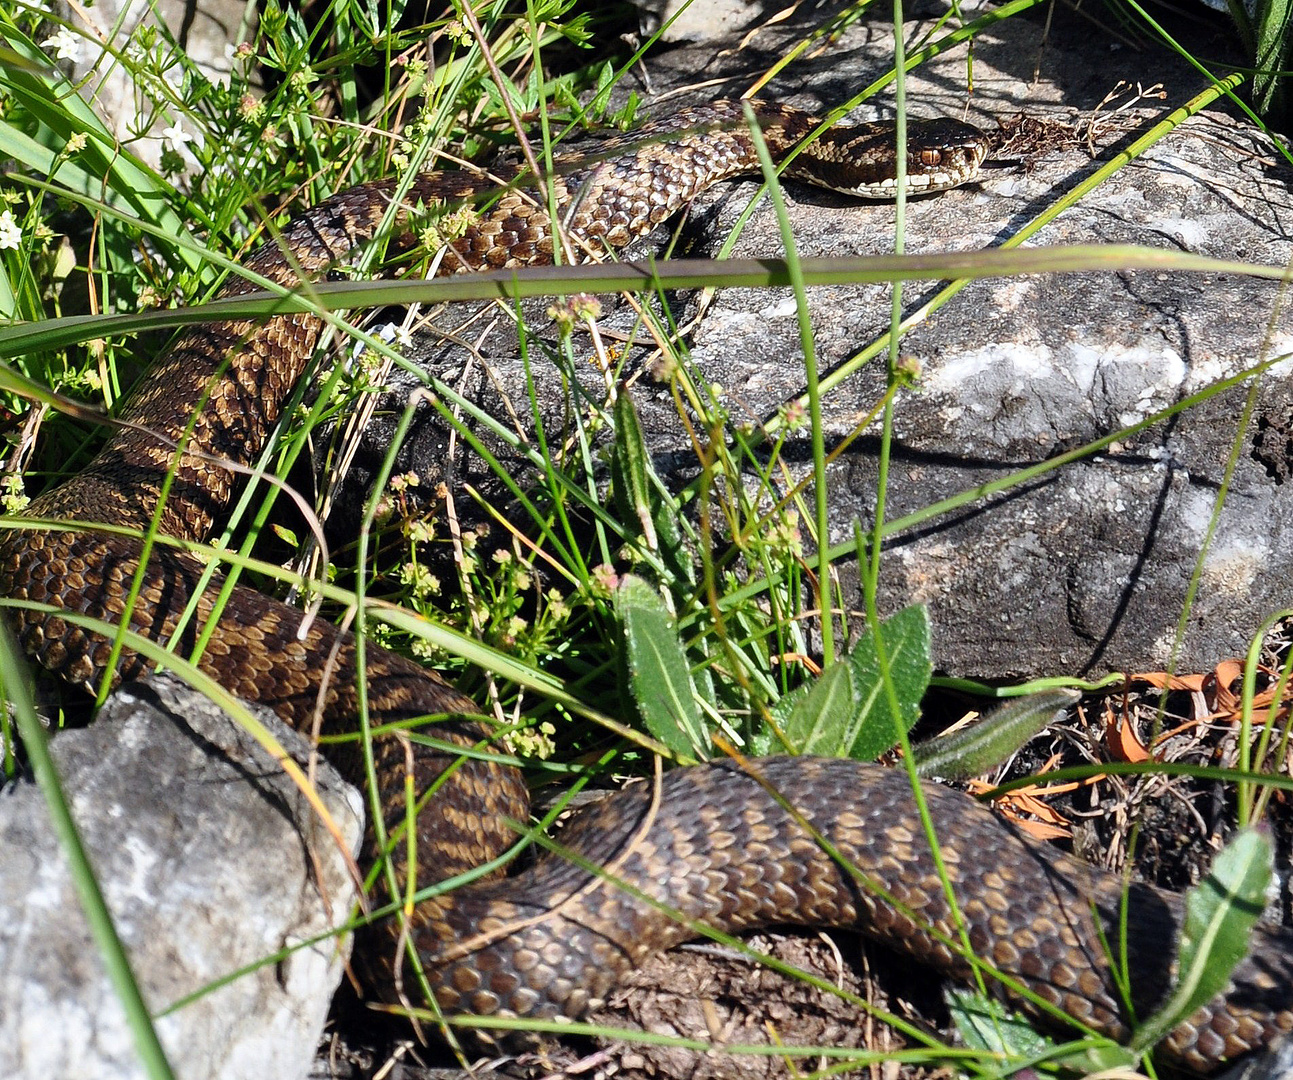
[969,778,1074,839]
[771,652,822,676]
[1209,658,1246,713]
[1014,819,1073,841]
[1131,671,1205,692]
[1105,704,1151,763]
[1007,790,1070,825]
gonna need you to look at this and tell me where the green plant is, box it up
[1,0,1290,1075]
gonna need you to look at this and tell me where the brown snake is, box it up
[2,100,1290,1073]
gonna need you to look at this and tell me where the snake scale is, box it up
[2,100,1290,1073]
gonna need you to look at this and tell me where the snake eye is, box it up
[919,149,943,167]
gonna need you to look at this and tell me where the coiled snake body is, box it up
[2,101,1290,1073]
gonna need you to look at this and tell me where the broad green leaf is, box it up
[610,389,658,552]
[1250,0,1291,119]
[771,604,931,759]
[944,986,1051,1059]
[0,26,201,272]
[912,689,1079,780]
[782,661,857,755]
[839,604,930,760]
[1133,829,1272,1054]
[948,987,1137,1074]
[614,574,709,759]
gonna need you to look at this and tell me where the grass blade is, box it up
[0,626,177,1080]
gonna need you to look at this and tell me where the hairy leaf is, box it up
[615,574,709,758]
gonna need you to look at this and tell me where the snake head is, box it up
[798,116,991,198]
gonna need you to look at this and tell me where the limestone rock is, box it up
[0,675,364,1080]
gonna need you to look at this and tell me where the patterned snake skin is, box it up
[2,101,1289,1073]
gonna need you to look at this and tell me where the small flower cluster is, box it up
[390,104,442,173]
[0,186,64,323]
[395,495,582,683]
[398,560,440,601]
[547,294,602,336]
[0,211,20,252]
[589,563,619,596]
[508,719,556,760]
[1,475,29,514]
[418,205,478,254]
[763,509,803,558]
[42,27,81,63]
[473,546,538,649]
[778,399,808,431]
[374,471,422,522]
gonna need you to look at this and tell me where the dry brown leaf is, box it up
[1207,658,1246,713]
[970,770,1073,840]
[1105,701,1151,763]
[770,652,822,676]
[1129,671,1206,692]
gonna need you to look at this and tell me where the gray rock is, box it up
[632,0,759,42]
[331,9,1293,680]
[1218,1038,1293,1080]
[673,92,1293,676]
[0,675,364,1080]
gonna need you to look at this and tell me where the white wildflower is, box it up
[160,122,194,148]
[0,211,21,251]
[42,28,81,63]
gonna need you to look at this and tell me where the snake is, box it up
[1,99,1289,1074]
